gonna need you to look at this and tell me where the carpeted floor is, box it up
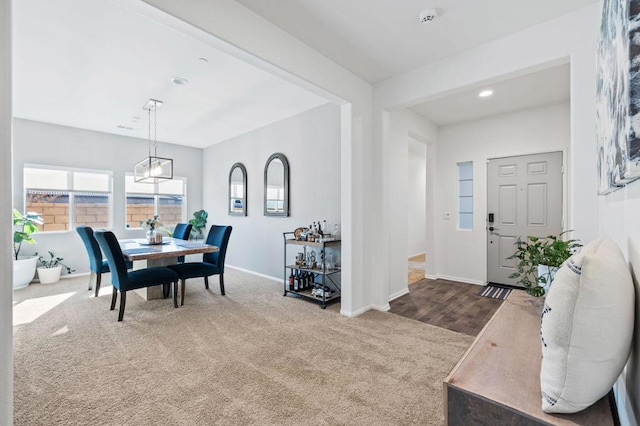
[13,269,473,425]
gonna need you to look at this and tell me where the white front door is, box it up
[486,152,563,286]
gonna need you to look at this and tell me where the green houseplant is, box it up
[13,209,44,289]
[189,210,208,239]
[508,232,581,297]
[36,251,75,284]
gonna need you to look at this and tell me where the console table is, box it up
[444,290,615,425]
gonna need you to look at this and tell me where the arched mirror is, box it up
[229,163,247,216]
[264,153,289,217]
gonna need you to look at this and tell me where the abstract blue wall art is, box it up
[596,0,640,194]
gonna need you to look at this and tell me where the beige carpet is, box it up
[13,269,473,425]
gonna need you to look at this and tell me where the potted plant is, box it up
[508,232,581,297]
[13,209,44,289]
[36,251,75,284]
[189,209,208,240]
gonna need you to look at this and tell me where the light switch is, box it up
[442,213,451,220]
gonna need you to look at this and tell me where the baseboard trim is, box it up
[388,287,409,302]
[340,305,372,317]
[226,265,281,283]
[425,273,438,280]
[33,271,90,283]
[372,303,391,312]
[430,274,485,286]
[614,373,637,426]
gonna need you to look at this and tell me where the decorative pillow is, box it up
[540,237,634,413]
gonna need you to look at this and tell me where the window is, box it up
[24,166,112,232]
[125,175,186,229]
[458,162,473,230]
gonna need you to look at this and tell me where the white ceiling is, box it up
[12,0,329,149]
[236,0,598,84]
[411,63,570,126]
[13,1,589,147]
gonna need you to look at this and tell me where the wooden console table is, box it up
[444,290,615,425]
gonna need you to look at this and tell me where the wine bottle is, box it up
[294,271,299,291]
[289,270,294,291]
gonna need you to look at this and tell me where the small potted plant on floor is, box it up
[36,251,75,284]
[13,209,44,289]
[508,232,581,297]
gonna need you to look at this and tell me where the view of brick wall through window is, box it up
[126,204,182,228]
[27,202,110,231]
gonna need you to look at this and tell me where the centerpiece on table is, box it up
[141,215,164,244]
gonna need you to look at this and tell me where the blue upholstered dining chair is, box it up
[168,225,232,305]
[94,230,180,321]
[172,223,192,264]
[76,226,133,298]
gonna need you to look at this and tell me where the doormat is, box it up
[477,285,512,300]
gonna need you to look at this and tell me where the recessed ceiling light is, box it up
[479,90,493,98]
[198,57,208,63]
[171,77,189,85]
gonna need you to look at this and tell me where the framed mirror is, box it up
[264,153,289,217]
[229,163,247,216]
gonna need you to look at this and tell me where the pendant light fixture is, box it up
[134,99,173,183]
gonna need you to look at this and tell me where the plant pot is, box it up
[37,265,62,284]
[13,256,38,289]
[537,264,559,295]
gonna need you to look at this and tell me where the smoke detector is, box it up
[419,9,438,23]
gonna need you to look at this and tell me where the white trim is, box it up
[615,373,638,426]
[388,287,409,302]
[226,264,281,283]
[408,251,426,259]
[432,274,485,286]
[372,303,391,312]
[425,273,438,280]
[341,305,372,317]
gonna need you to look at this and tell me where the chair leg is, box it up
[162,283,170,299]
[204,276,209,290]
[94,273,102,298]
[110,286,117,310]
[219,274,225,296]
[173,281,178,308]
[88,271,96,291]
[118,291,126,322]
[181,279,186,306]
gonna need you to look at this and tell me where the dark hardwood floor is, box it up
[389,278,507,336]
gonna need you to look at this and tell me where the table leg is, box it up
[133,257,177,301]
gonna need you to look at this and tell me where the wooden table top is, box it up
[119,238,219,262]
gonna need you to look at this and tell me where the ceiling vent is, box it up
[419,9,438,23]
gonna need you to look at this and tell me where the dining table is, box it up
[119,237,219,300]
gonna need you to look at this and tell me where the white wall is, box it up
[599,182,640,425]
[385,109,437,303]
[202,103,341,280]
[12,118,204,274]
[407,141,426,258]
[434,102,570,284]
[0,1,12,423]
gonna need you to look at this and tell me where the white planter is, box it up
[13,256,38,289]
[537,264,559,295]
[37,265,62,284]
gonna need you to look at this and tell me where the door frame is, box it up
[485,148,568,284]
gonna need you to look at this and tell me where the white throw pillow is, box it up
[540,237,634,413]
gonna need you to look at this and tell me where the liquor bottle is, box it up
[293,271,299,291]
[289,270,294,291]
[303,271,309,290]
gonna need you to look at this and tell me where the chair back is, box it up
[203,225,233,271]
[76,226,104,273]
[173,223,192,240]
[94,230,129,290]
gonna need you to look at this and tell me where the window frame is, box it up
[124,174,187,230]
[457,161,473,231]
[23,164,114,233]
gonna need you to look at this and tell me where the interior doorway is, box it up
[407,138,427,284]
